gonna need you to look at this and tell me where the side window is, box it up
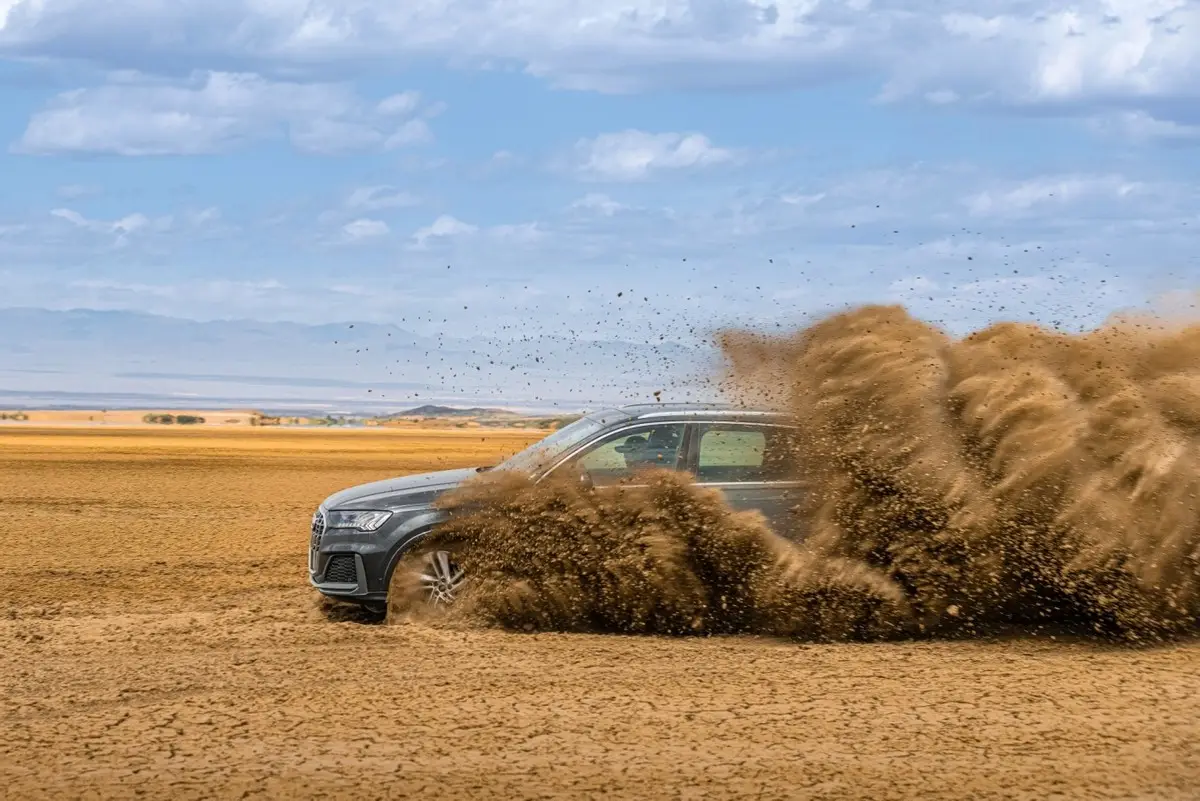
[695,425,797,483]
[571,424,686,485]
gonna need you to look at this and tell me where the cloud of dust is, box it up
[389,468,911,640]
[392,304,1200,642]
[718,304,1200,641]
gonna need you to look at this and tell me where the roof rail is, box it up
[633,409,782,419]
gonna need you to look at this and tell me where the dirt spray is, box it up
[390,304,1200,642]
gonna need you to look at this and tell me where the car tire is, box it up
[385,545,466,624]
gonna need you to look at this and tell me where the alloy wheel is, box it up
[420,550,465,605]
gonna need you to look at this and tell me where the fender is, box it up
[382,508,450,589]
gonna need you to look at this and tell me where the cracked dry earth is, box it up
[2,427,1199,801]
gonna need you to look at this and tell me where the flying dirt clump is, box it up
[720,304,1200,641]
[388,468,911,640]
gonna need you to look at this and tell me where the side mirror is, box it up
[578,469,595,491]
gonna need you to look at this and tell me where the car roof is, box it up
[603,402,789,421]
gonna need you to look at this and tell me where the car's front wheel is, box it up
[420,550,465,606]
[386,545,466,622]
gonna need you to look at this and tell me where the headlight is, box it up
[325,509,393,532]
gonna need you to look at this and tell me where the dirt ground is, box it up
[2,427,1198,800]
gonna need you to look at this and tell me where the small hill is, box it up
[389,404,518,418]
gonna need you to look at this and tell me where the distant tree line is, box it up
[142,413,206,425]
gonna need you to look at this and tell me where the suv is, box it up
[309,403,803,612]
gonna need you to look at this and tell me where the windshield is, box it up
[497,410,629,475]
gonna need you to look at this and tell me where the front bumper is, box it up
[308,505,444,604]
[309,533,393,604]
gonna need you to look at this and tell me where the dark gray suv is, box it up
[308,403,804,612]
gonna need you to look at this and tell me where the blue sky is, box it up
[1,0,1199,355]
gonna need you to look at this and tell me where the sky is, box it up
[1,1,1200,402]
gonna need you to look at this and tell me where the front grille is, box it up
[324,555,357,584]
[311,509,326,549]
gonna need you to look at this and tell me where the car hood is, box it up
[321,467,486,510]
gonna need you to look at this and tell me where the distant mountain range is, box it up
[0,307,720,413]
[388,404,518,418]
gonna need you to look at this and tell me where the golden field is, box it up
[1,426,1198,800]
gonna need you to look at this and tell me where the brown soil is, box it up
[2,427,1198,800]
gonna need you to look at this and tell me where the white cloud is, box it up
[345,185,420,211]
[570,193,625,216]
[317,186,421,228]
[779,192,826,208]
[881,5,1200,118]
[468,149,525,179]
[411,214,478,249]
[0,0,17,30]
[340,218,389,241]
[964,175,1145,217]
[383,118,433,149]
[405,216,545,250]
[49,208,91,229]
[49,206,170,245]
[376,90,421,116]
[187,207,221,226]
[489,221,545,244]
[51,207,150,234]
[0,1,1196,128]
[572,130,735,181]
[7,156,1198,341]
[1088,110,1200,144]
[289,117,389,155]
[13,70,439,156]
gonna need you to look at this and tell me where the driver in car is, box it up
[613,427,681,471]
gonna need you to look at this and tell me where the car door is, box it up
[684,422,807,539]
[551,422,690,487]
